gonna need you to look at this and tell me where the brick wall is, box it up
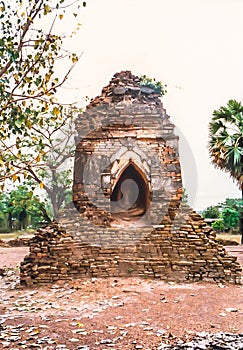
[20,71,242,285]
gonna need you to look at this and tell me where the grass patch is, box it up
[0,229,35,240]
[216,233,241,245]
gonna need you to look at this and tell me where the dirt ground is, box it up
[0,246,242,349]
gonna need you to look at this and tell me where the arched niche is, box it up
[110,150,150,183]
[110,162,151,222]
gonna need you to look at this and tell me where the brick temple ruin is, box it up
[20,71,242,285]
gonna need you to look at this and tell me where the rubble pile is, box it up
[88,70,162,108]
[20,207,242,285]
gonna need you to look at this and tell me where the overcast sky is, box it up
[57,0,243,210]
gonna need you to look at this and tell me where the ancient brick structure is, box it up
[20,71,242,285]
[73,71,182,228]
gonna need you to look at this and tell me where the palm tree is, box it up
[209,99,243,244]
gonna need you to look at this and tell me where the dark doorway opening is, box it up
[110,163,150,222]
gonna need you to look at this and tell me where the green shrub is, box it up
[139,75,167,96]
[212,219,224,232]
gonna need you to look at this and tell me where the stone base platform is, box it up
[20,205,242,285]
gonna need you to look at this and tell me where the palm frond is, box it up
[209,99,243,190]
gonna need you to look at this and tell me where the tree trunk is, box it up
[19,210,27,230]
[42,180,60,221]
[8,212,13,232]
[48,189,60,221]
[241,188,243,245]
[39,205,52,224]
[52,199,60,220]
[49,171,61,220]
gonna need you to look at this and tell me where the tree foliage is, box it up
[222,207,239,231]
[209,99,243,190]
[0,185,50,231]
[212,219,224,232]
[202,198,242,233]
[220,198,243,216]
[24,106,79,218]
[202,205,220,219]
[209,99,243,243]
[220,197,242,233]
[0,0,85,185]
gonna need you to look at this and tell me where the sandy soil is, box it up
[0,246,242,349]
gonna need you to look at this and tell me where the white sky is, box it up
[57,0,243,211]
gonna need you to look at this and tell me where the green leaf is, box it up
[15,119,22,128]
[44,4,51,15]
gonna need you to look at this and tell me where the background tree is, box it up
[0,192,8,230]
[23,107,79,218]
[202,205,220,219]
[212,219,224,233]
[220,198,243,214]
[209,99,243,243]
[219,197,242,234]
[0,0,85,185]
[222,207,239,233]
[0,185,50,231]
